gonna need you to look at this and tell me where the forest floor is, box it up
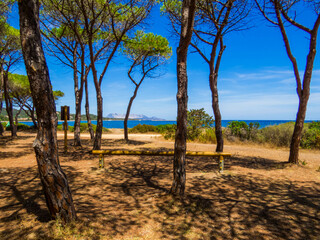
[0,129,319,240]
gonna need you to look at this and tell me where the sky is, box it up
[8,2,320,121]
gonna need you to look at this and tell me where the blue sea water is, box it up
[19,119,316,129]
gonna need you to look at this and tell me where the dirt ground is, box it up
[0,130,319,240]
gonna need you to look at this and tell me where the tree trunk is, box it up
[209,72,223,152]
[289,96,308,164]
[73,71,84,147]
[18,0,76,223]
[0,68,4,136]
[30,106,37,128]
[170,0,196,196]
[3,72,17,137]
[93,91,103,150]
[124,86,139,141]
[84,79,94,140]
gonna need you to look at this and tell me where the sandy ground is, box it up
[0,130,319,239]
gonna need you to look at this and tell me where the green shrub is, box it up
[57,123,110,133]
[5,123,35,131]
[160,124,177,140]
[1,122,6,128]
[155,124,175,133]
[129,124,157,133]
[301,121,320,149]
[198,128,217,144]
[227,121,260,141]
[57,124,73,131]
[258,122,295,147]
[187,108,214,140]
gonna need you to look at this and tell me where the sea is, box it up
[20,119,317,129]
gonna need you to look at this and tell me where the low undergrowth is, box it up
[57,123,110,133]
[130,121,320,150]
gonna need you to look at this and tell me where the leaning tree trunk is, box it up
[289,46,315,163]
[18,0,76,223]
[289,96,309,164]
[124,85,140,141]
[170,0,196,196]
[84,78,94,140]
[3,72,17,137]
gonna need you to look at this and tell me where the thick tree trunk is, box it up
[85,79,94,140]
[0,71,3,135]
[18,0,76,223]
[209,72,223,152]
[124,86,139,141]
[170,0,196,196]
[3,72,17,137]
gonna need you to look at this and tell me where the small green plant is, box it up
[187,108,214,140]
[300,160,308,166]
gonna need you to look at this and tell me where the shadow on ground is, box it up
[0,154,319,239]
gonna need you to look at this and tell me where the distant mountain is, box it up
[106,113,165,121]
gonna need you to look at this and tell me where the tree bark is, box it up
[209,72,223,152]
[272,1,320,164]
[3,71,17,137]
[73,68,84,147]
[84,78,94,140]
[170,0,196,196]
[124,85,140,141]
[209,39,226,152]
[18,0,76,223]
[93,90,103,150]
[0,68,4,136]
[289,28,319,163]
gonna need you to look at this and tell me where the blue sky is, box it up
[9,3,320,120]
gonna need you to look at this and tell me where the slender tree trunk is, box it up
[3,72,17,137]
[289,37,317,163]
[29,105,37,128]
[170,0,196,196]
[209,72,223,152]
[85,78,94,140]
[18,0,76,223]
[93,91,103,150]
[124,85,140,141]
[15,106,24,126]
[289,96,308,163]
[73,69,84,147]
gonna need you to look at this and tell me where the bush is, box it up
[159,124,176,140]
[129,124,157,133]
[6,123,35,131]
[57,123,110,133]
[187,108,214,140]
[301,121,320,149]
[198,128,217,144]
[258,122,295,147]
[226,121,260,141]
